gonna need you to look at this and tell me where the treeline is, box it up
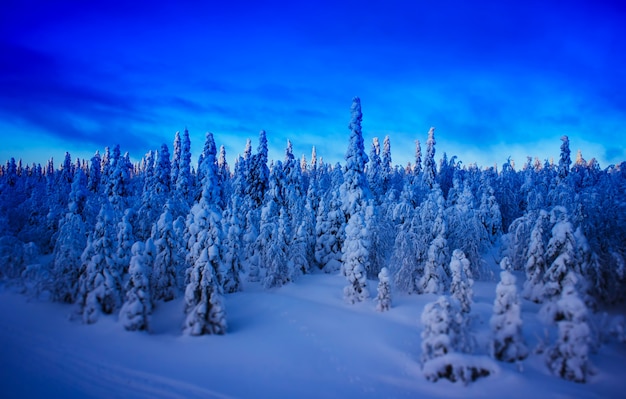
[0,97,624,341]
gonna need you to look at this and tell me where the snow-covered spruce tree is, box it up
[217,145,231,210]
[543,206,580,306]
[119,241,152,332]
[221,195,244,293]
[77,201,123,324]
[477,177,502,245]
[391,208,422,294]
[340,97,372,303]
[175,128,193,207]
[418,206,450,295]
[298,176,318,272]
[263,207,292,289]
[491,257,528,362]
[381,135,393,194]
[496,157,522,234]
[87,150,101,193]
[116,208,135,276]
[413,139,423,176]
[503,210,537,272]
[445,181,486,277]
[50,168,88,303]
[523,210,550,302]
[182,132,227,335]
[422,127,437,189]
[449,249,473,314]
[546,273,592,383]
[151,202,181,302]
[105,145,132,215]
[291,217,311,278]
[367,137,384,203]
[244,206,262,282]
[421,296,457,364]
[421,295,493,384]
[185,133,223,272]
[245,130,270,208]
[342,211,370,303]
[376,267,392,312]
[170,131,182,189]
[364,196,393,280]
[183,248,227,335]
[557,135,571,181]
[314,180,344,273]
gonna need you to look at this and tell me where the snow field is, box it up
[1,271,624,399]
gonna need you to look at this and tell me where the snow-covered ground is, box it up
[1,272,624,399]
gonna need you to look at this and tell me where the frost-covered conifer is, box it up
[445,181,485,276]
[77,202,122,323]
[558,135,571,180]
[244,207,261,283]
[423,127,437,189]
[381,135,392,193]
[340,97,372,303]
[413,139,422,176]
[291,218,311,277]
[183,248,227,335]
[50,168,88,303]
[119,242,152,332]
[376,267,391,312]
[175,128,193,205]
[419,209,449,294]
[182,132,227,335]
[342,211,370,303]
[523,210,549,302]
[263,208,292,289]
[546,273,591,383]
[449,249,473,314]
[185,133,223,270]
[543,206,580,304]
[477,179,502,244]
[314,187,344,273]
[154,143,171,196]
[246,130,270,207]
[88,150,101,193]
[367,137,383,202]
[106,145,131,213]
[421,295,492,383]
[116,208,135,275]
[391,209,422,294]
[421,296,457,363]
[171,131,182,188]
[152,203,181,302]
[222,195,244,293]
[491,257,528,362]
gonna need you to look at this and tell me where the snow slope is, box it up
[1,273,625,399]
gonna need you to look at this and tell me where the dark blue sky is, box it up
[1,0,625,168]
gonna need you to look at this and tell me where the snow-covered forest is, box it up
[1,97,625,393]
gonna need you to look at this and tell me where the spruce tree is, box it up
[376,267,392,312]
[523,210,550,302]
[423,127,437,189]
[77,202,122,324]
[449,249,473,314]
[491,257,528,362]
[119,242,153,332]
[340,97,371,303]
[546,273,591,383]
[50,168,88,303]
[152,203,181,302]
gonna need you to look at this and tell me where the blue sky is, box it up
[1,0,625,169]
